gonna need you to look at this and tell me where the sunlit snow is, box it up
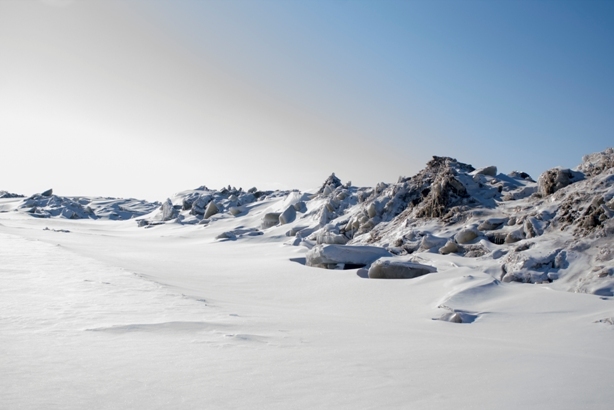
[2,149,614,409]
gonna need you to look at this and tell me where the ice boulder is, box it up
[293,201,307,213]
[454,228,479,244]
[286,225,310,237]
[501,248,567,283]
[216,231,236,240]
[439,240,459,255]
[419,234,447,251]
[306,244,391,269]
[504,229,525,244]
[503,185,538,201]
[473,166,497,177]
[279,206,296,225]
[435,309,479,324]
[508,171,534,181]
[238,193,256,206]
[316,231,349,245]
[262,212,281,228]
[190,195,212,216]
[368,259,436,279]
[204,201,219,219]
[161,199,175,221]
[478,218,508,231]
[181,192,202,211]
[228,206,242,216]
[367,202,378,218]
[577,147,614,177]
[537,168,584,196]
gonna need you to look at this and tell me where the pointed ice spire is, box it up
[317,173,342,195]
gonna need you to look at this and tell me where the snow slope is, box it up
[1,149,614,409]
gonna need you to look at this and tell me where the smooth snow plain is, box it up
[1,191,613,410]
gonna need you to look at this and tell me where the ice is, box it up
[2,148,614,409]
[305,244,391,268]
[368,258,437,279]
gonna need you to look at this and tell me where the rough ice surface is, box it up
[2,148,614,409]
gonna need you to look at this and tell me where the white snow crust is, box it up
[2,149,614,409]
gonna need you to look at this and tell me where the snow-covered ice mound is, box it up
[135,185,303,227]
[286,148,614,296]
[0,190,24,198]
[2,189,159,220]
[2,148,614,410]
[2,147,613,297]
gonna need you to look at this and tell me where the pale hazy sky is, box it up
[1,0,613,200]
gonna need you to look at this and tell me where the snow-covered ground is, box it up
[2,149,614,409]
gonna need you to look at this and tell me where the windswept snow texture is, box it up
[2,148,614,409]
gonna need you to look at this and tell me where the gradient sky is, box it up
[1,0,613,200]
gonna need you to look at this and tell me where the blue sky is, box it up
[1,0,613,199]
[152,0,613,163]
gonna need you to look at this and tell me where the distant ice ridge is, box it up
[2,148,613,296]
[0,190,24,199]
[134,185,304,228]
[2,188,159,220]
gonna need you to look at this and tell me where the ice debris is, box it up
[6,147,614,297]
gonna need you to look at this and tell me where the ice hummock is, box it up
[2,148,614,410]
[2,148,613,296]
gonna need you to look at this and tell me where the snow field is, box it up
[1,215,613,409]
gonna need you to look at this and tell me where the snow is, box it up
[2,149,614,409]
